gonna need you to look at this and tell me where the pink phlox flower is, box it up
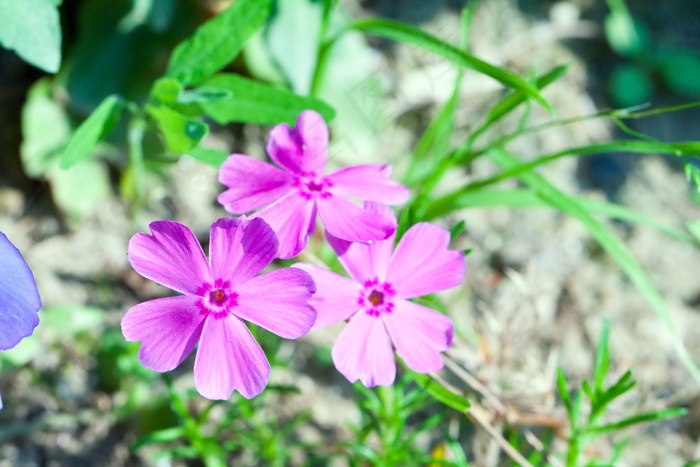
[294,202,466,387]
[121,217,317,400]
[217,110,410,259]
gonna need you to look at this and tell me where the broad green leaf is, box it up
[41,305,103,336]
[657,49,700,98]
[150,77,183,105]
[188,146,229,168]
[609,63,653,107]
[51,159,111,222]
[488,148,700,382]
[267,0,322,94]
[0,0,61,72]
[349,18,553,113]
[165,0,273,85]
[61,95,123,168]
[424,188,698,247]
[21,79,71,177]
[147,105,208,154]
[409,370,470,412]
[200,73,335,125]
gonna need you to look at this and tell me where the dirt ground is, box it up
[1,0,700,465]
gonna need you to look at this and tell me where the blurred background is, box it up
[1,0,700,465]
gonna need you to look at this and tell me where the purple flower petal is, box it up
[383,299,453,373]
[267,110,328,174]
[327,165,410,205]
[129,221,213,295]
[121,295,206,372]
[252,192,315,259]
[194,314,270,400]
[234,267,317,338]
[293,263,362,330]
[217,155,294,214]
[325,202,397,284]
[387,223,466,299]
[0,233,41,350]
[331,310,396,387]
[209,217,278,287]
[317,195,395,243]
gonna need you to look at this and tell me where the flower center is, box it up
[196,279,238,319]
[358,279,396,317]
[295,172,333,200]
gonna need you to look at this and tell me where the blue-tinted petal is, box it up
[0,233,41,350]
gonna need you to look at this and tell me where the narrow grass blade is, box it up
[488,148,700,382]
[349,18,553,113]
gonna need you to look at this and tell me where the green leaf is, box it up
[609,63,654,107]
[425,188,699,247]
[131,426,186,451]
[267,0,323,94]
[51,159,112,222]
[586,407,687,435]
[409,370,470,412]
[488,148,700,382]
[657,49,700,97]
[41,305,104,336]
[147,105,209,154]
[150,77,184,105]
[188,146,228,168]
[593,317,611,393]
[604,11,649,58]
[349,18,553,113]
[200,73,335,125]
[0,0,61,72]
[20,78,72,177]
[61,95,123,168]
[165,0,273,85]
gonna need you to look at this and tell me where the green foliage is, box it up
[62,95,123,168]
[0,0,62,72]
[165,0,273,85]
[558,318,686,466]
[200,73,336,125]
[345,375,456,466]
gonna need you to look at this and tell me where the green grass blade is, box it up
[349,18,553,113]
[424,188,698,247]
[585,407,687,435]
[409,370,471,413]
[469,63,572,147]
[488,148,700,382]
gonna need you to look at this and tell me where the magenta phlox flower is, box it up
[295,203,466,387]
[217,110,410,259]
[121,217,317,400]
[0,232,42,410]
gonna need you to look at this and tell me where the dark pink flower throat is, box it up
[358,279,395,317]
[295,172,333,200]
[196,279,238,319]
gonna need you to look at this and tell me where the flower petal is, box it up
[252,192,315,259]
[387,223,466,299]
[121,295,206,372]
[129,221,213,295]
[325,202,397,284]
[0,233,41,350]
[217,155,294,214]
[293,263,362,330]
[331,310,396,387]
[317,195,395,244]
[234,267,316,338]
[267,110,328,174]
[327,165,410,204]
[209,217,278,287]
[383,299,453,373]
[194,314,270,400]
